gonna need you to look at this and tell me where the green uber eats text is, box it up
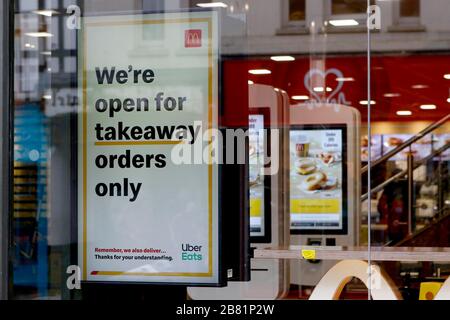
[181,243,202,261]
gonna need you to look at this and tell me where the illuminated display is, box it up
[290,125,347,233]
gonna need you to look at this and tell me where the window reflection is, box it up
[289,0,306,21]
[400,0,420,17]
[9,0,450,301]
[331,0,374,15]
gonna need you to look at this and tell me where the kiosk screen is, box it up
[290,125,348,234]
[249,114,271,241]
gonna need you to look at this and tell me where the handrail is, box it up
[361,114,450,174]
[361,140,450,201]
[394,211,450,247]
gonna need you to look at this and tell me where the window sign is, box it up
[78,11,221,285]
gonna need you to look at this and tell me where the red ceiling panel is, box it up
[225,54,450,122]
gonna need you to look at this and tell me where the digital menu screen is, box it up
[382,134,432,161]
[290,125,347,234]
[361,135,382,162]
[249,114,270,241]
[434,134,450,160]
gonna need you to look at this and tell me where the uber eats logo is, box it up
[181,243,202,261]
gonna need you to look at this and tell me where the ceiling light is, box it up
[447,98,450,103]
[313,87,332,92]
[270,56,295,62]
[384,93,401,98]
[248,80,254,85]
[197,2,228,8]
[336,77,354,82]
[444,74,450,79]
[329,19,359,27]
[397,110,412,116]
[359,100,376,105]
[249,69,271,75]
[420,104,437,110]
[25,32,53,38]
[411,84,428,89]
[292,95,309,100]
[42,95,52,100]
[32,10,58,17]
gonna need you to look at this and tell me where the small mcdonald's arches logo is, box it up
[185,29,202,48]
[301,249,316,260]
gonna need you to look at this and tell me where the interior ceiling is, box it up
[238,54,450,122]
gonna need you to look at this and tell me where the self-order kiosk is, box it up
[188,84,290,299]
[289,103,361,287]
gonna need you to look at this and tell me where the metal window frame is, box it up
[0,0,14,300]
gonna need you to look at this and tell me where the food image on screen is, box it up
[249,115,265,237]
[382,134,431,161]
[290,126,346,231]
[361,135,382,162]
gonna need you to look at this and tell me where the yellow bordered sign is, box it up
[78,11,220,285]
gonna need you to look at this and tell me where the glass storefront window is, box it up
[2,0,450,302]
